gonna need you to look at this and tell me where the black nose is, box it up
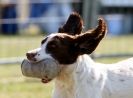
[26,52,37,61]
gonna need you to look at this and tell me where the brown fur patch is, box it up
[46,17,107,64]
[74,18,107,55]
[58,12,83,35]
[46,34,78,64]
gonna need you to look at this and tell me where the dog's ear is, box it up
[58,12,83,35]
[74,18,107,55]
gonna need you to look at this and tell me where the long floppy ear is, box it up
[58,12,83,35]
[75,18,107,55]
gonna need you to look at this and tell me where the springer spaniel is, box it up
[26,12,133,98]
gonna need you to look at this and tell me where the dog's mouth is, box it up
[41,78,52,83]
[41,76,52,83]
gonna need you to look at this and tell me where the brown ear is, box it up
[58,12,83,35]
[75,18,107,55]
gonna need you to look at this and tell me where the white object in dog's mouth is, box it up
[21,58,61,82]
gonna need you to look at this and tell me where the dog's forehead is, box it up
[48,33,59,39]
[41,33,58,45]
[45,33,69,41]
[41,33,73,46]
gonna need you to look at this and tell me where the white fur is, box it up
[28,34,133,98]
[53,55,133,98]
[31,34,58,62]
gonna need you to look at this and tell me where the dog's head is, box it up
[26,12,107,83]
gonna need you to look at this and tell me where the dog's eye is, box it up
[49,44,56,48]
[47,36,60,49]
[48,42,57,49]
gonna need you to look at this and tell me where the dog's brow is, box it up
[41,37,48,45]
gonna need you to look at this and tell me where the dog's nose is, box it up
[26,52,37,62]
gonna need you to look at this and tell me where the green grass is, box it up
[0,64,53,98]
[96,35,133,54]
[0,82,53,98]
[95,35,133,63]
[0,35,43,58]
[0,35,53,98]
[0,34,133,98]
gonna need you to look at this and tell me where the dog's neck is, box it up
[53,54,95,98]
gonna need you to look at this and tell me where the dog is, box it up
[26,12,133,98]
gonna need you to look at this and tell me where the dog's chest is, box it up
[73,61,107,98]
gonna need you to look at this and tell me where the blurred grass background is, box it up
[0,35,133,98]
[0,35,53,98]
